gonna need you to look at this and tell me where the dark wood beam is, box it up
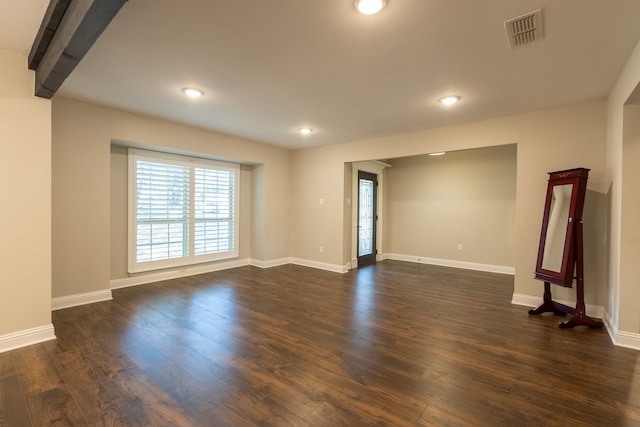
[28,0,72,70]
[28,0,128,99]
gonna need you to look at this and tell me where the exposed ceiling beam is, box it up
[28,0,72,70]
[28,0,127,99]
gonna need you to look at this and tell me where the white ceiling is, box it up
[7,1,640,149]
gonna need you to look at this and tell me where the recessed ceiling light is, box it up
[429,152,446,156]
[298,128,313,135]
[355,0,386,15]
[183,88,203,98]
[439,96,460,105]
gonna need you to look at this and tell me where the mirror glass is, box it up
[541,183,573,272]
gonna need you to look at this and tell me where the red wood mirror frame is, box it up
[529,168,603,329]
[534,168,588,287]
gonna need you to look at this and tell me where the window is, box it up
[128,149,239,273]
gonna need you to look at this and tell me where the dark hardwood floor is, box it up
[1,260,639,426]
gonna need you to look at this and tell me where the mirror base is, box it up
[528,281,574,316]
[529,282,604,329]
[528,304,570,317]
[558,311,604,329]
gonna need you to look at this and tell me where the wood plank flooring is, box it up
[1,260,639,426]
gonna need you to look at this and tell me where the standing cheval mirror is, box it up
[529,168,603,329]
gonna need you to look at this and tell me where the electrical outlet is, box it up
[319,245,324,253]
[457,243,463,251]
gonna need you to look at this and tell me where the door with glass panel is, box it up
[357,171,378,267]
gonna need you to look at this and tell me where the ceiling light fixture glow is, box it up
[439,96,460,105]
[298,128,313,135]
[183,88,203,98]
[355,0,386,15]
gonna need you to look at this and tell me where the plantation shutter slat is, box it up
[194,168,235,255]
[129,150,239,273]
[135,160,190,263]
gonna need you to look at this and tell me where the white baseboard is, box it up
[0,324,56,354]
[110,257,349,291]
[251,257,291,269]
[511,293,604,319]
[52,289,113,311]
[513,297,640,351]
[290,258,348,273]
[603,311,640,351]
[110,258,251,289]
[385,253,515,275]
[614,330,640,351]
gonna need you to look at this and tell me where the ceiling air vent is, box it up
[504,9,543,49]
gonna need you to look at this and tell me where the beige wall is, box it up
[251,164,266,261]
[0,50,52,339]
[110,145,128,278]
[384,145,517,269]
[290,99,607,308]
[52,96,290,298]
[41,54,639,347]
[289,146,347,268]
[52,95,615,333]
[620,104,640,334]
[606,38,640,341]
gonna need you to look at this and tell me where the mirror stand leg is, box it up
[558,310,604,329]
[528,281,574,316]
[558,275,603,329]
[558,222,603,329]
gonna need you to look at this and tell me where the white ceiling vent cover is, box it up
[504,9,543,49]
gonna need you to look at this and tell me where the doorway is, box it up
[357,170,377,267]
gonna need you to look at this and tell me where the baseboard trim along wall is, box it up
[511,293,605,321]
[250,258,291,269]
[52,289,113,311]
[290,258,349,274]
[110,255,507,292]
[110,258,252,290]
[385,253,515,275]
[512,295,640,350]
[603,313,640,351]
[0,324,56,354]
[47,257,640,353]
[108,257,345,292]
[614,330,640,351]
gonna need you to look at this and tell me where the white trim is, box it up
[250,258,291,269]
[385,253,515,275]
[511,293,604,319]
[603,311,618,345]
[0,324,56,354]
[604,310,640,351]
[112,257,347,290]
[603,306,617,336]
[111,258,251,289]
[290,258,348,273]
[614,330,640,351]
[368,160,392,168]
[128,148,240,273]
[52,290,113,311]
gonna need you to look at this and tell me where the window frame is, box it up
[128,149,239,273]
